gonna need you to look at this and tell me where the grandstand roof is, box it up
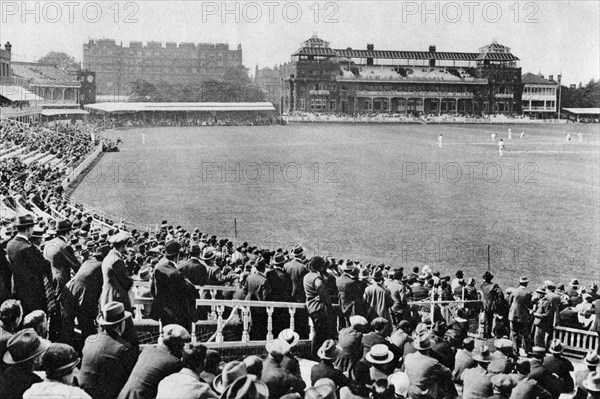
[11,62,78,84]
[292,47,519,61]
[84,102,276,114]
[563,108,600,115]
[0,85,44,102]
[522,73,558,85]
[41,109,89,116]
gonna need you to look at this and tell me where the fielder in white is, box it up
[498,139,505,157]
[566,133,571,142]
[491,133,497,141]
[508,127,512,140]
[438,133,443,148]
[142,132,146,144]
[577,132,583,142]
[520,131,525,139]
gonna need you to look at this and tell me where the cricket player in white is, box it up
[566,133,571,142]
[491,133,496,141]
[520,131,525,139]
[142,132,146,144]
[578,132,583,142]
[498,139,505,157]
[438,134,443,148]
[508,128,512,140]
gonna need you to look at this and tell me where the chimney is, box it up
[367,44,374,51]
[5,42,12,52]
[549,75,554,82]
[429,45,436,52]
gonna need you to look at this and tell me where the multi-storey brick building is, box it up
[0,42,11,79]
[522,72,559,119]
[281,36,522,115]
[83,39,243,95]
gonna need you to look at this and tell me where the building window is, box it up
[299,99,305,110]
[329,99,336,110]
[311,98,326,110]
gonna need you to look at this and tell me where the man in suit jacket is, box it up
[150,241,196,330]
[244,259,271,340]
[177,244,208,286]
[363,269,393,336]
[461,346,494,399]
[266,254,293,337]
[508,276,533,355]
[43,219,80,293]
[118,324,190,399]
[593,298,600,355]
[80,302,139,399]
[452,338,476,384]
[284,246,310,338]
[336,262,366,327]
[62,245,110,343]
[480,271,500,339]
[261,339,306,399]
[6,215,52,315]
[101,232,137,348]
[403,331,456,399]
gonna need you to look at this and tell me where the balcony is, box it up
[523,106,556,112]
[354,90,474,98]
[309,90,330,96]
[495,93,514,99]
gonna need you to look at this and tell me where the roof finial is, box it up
[492,37,498,44]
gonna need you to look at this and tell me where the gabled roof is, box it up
[522,72,558,85]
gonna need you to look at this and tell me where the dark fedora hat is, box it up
[14,214,35,228]
[483,271,494,281]
[97,301,132,326]
[164,240,181,257]
[30,226,45,239]
[412,331,433,351]
[292,244,304,257]
[272,253,287,265]
[3,328,50,364]
[200,247,216,261]
[55,219,72,233]
[42,343,80,379]
[472,345,493,362]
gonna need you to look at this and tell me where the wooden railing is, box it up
[553,326,599,357]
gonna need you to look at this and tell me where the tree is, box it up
[37,51,79,70]
[223,65,251,85]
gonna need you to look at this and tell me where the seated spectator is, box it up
[340,360,371,399]
[156,342,216,399]
[583,372,600,399]
[387,371,410,399]
[278,329,301,378]
[461,345,493,399]
[574,351,600,399]
[543,339,574,394]
[118,324,190,399]
[200,349,222,386]
[305,384,336,399]
[262,339,306,398]
[452,337,476,384]
[366,344,395,380]
[23,310,48,339]
[489,374,515,399]
[0,329,50,399]
[213,361,248,395]
[243,355,263,379]
[335,315,368,374]
[0,299,23,372]
[311,339,349,388]
[220,375,269,399]
[370,378,395,399]
[23,343,91,399]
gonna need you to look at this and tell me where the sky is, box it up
[0,0,598,85]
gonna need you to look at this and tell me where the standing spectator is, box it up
[6,215,52,316]
[150,240,196,330]
[156,343,217,399]
[285,245,309,338]
[101,232,137,348]
[0,329,50,399]
[533,286,553,349]
[430,321,455,370]
[43,219,80,293]
[199,349,221,386]
[79,302,138,399]
[304,256,336,359]
[62,244,110,344]
[118,324,190,399]
[23,343,91,399]
[177,244,208,286]
[508,276,533,356]
[480,271,501,339]
[244,259,271,340]
[364,268,393,336]
[261,339,306,399]
[336,261,366,328]
[544,281,561,327]
[267,254,293,337]
[593,297,600,355]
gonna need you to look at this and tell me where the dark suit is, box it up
[528,358,564,399]
[334,326,363,373]
[403,351,456,399]
[461,365,493,399]
[0,364,42,399]
[80,331,138,399]
[262,357,306,399]
[118,344,183,399]
[336,273,366,326]
[310,360,349,388]
[244,271,271,340]
[592,298,600,354]
[43,235,81,291]
[6,235,51,314]
[266,266,293,336]
[508,286,532,353]
[177,257,208,286]
[0,239,12,304]
[543,355,574,393]
[150,258,195,330]
[63,256,103,340]
[431,335,455,370]
[284,259,309,338]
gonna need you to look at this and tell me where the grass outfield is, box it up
[72,123,600,288]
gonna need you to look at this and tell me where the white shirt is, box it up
[23,380,91,399]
